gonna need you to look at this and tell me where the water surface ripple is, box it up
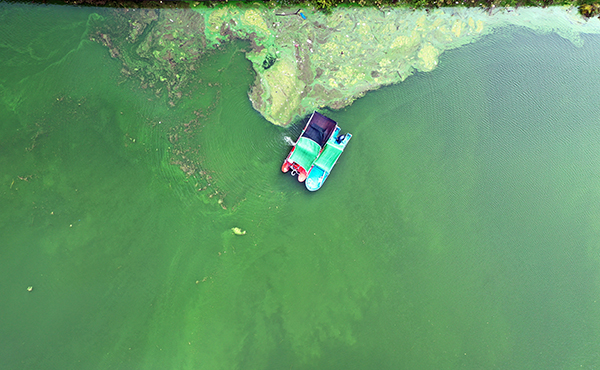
[2,5,600,370]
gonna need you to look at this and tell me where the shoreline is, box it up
[81,2,600,125]
[12,0,600,18]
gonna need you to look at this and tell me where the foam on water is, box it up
[283,135,295,146]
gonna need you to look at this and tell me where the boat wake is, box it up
[283,136,295,146]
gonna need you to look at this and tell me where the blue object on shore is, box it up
[299,11,306,20]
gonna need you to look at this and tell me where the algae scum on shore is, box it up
[92,5,600,126]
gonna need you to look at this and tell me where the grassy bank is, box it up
[12,0,600,19]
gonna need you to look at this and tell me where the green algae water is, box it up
[3,3,600,369]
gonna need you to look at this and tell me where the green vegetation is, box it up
[276,0,598,19]
[278,0,573,10]
[280,0,599,19]
[579,2,600,17]
[85,1,600,126]
[18,0,600,19]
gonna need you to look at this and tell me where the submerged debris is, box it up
[231,227,246,235]
[90,8,207,105]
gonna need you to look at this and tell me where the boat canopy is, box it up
[313,142,344,173]
[301,112,338,147]
[288,137,321,170]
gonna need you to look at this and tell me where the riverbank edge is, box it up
[8,0,600,20]
[14,1,600,126]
